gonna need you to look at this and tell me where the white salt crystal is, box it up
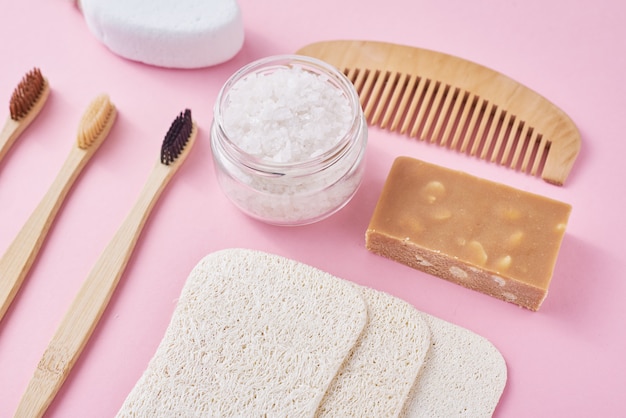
[212,58,368,225]
[223,66,353,164]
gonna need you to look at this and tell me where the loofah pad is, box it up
[402,314,508,417]
[317,287,431,417]
[116,249,368,417]
[117,249,507,416]
[78,0,244,68]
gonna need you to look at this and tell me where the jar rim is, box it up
[212,54,364,175]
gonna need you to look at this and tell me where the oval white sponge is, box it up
[78,0,244,68]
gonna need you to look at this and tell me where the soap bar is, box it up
[366,157,571,310]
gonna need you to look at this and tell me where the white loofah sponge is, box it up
[78,0,244,68]
[117,249,507,417]
[116,249,367,417]
[317,287,431,417]
[402,314,508,417]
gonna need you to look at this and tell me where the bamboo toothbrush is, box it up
[0,68,51,163]
[0,94,116,322]
[14,109,197,418]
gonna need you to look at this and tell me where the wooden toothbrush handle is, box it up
[0,147,90,322]
[0,118,22,162]
[14,163,171,418]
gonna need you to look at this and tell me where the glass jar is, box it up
[210,55,368,226]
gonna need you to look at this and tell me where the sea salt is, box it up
[222,66,353,163]
[211,57,367,225]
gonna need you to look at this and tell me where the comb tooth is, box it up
[422,83,449,142]
[520,130,542,173]
[509,123,532,169]
[391,74,419,132]
[352,68,368,102]
[344,67,358,84]
[439,89,465,148]
[531,140,552,179]
[364,70,388,122]
[359,69,379,114]
[459,97,484,153]
[530,136,549,176]
[409,79,438,138]
[490,112,514,163]
[499,117,522,165]
[469,102,494,156]
[371,72,399,126]
[430,86,457,145]
[380,72,408,129]
[343,67,356,86]
[400,77,427,136]
[519,129,536,172]
[448,92,473,150]
[518,132,534,173]
[479,106,504,159]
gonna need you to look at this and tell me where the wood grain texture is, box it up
[0,95,116,323]
[296,40,581,185]
[13,122,197,418]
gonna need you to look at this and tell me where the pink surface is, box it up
[1,0,624,416]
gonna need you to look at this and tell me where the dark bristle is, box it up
[161,109,193,165]
[10,68,45,121]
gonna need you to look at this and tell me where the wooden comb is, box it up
[296,40,580,185]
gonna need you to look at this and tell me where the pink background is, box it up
[1,0,624,416]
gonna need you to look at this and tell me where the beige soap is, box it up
[366,157,571,310]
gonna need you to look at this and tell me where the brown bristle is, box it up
[77,94,115,149]
[344,67,551,178]
[9,68,46,121]
[161,109,193,165]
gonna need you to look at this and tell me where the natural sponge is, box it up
[116,248,367,417]
[77,0,244,68]
[117,249,507,417]
[317,287,431,417]
[402,314,507,417]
